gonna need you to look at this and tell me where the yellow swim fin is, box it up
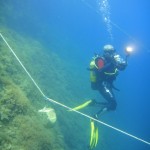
[89,120,99,149]
[69,100,92,111]
[90,120,95,148]
[94,126,99,147]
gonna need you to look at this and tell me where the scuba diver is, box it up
[88,44,127,118]
[70,44,131,149]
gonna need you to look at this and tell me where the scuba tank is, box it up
[90,60,97,82]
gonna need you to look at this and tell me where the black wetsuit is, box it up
[91,54,127,116]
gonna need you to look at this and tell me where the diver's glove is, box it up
[114,54,127,70]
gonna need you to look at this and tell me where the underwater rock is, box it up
[38,107,57,124]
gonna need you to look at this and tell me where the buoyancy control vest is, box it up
[89,55,119,83]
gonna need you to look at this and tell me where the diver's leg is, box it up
[95,82,117,118]
[89,99,108,107]
[93,106,108,119]
[100,82,117,110]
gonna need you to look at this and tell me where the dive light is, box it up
[125,46,133,56]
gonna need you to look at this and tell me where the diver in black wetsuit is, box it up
[89,44,127,118]
[70,44,130,149]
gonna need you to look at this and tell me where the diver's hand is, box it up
[114,54,127,70]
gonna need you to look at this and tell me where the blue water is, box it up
[2,0,150,149]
